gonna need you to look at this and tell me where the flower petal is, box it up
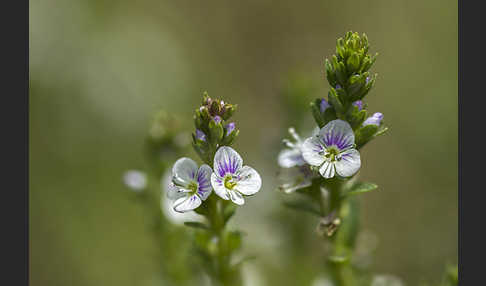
[172,157,198,186]
[228,190,245,205]
[319,161,336,179]
[213,146,243,177]
[235,166,262,196]
[196,164,213,200]
[277,166,314,194]
[335,149,361,177]
[302,136,325,166]
[278,148,305,168]
[319,119,355,151]
[173,194,202,213]
[211,173,230,200]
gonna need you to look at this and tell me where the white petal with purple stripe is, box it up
[211,147,262,205]
[169,157,213,213]
[334,149,361,177]
[301,120,361,179]
[214,146,243,177]
[319,119,354,151]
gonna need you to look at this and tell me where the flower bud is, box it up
[352,100,363,111]
[225,122,235,136]
[213,115,222,124]
[195,129,206,141]
[320,98,330,113]
[363,112,383,126]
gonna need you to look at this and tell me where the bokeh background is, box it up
[30,0,457,285]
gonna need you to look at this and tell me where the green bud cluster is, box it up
[192,92,239,164]
[311,31,387,149]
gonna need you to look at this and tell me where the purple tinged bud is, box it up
[366,76,371,84]
[225,122,236,136]
[353,100,363,111]
[335,84,342,90]
[363,112,383,126]
[195,129,206,141]
[320,98,330,113]
[213,116,222,124]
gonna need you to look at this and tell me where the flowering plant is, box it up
[166,93,262,285]
[278,31,389,285]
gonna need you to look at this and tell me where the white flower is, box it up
[302,119,361,179]
[169,157,213,213]
[123,170,147,192]
[278,127,319,168]
[161,171,204,225]
[210,146,262,205]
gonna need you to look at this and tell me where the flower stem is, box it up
[207,197,239,286]
[320,178,357,286]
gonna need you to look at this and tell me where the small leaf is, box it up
[344,182,378,197]
[184,221,210,230]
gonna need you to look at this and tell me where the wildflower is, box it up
[123,170,147,192]
[277,165,315,193]
[169,158,213,212]
[161,170,204,224]
[211,146,262,205]
[302,119,361,178]
[363,112,383,126]
[278,127,319,168]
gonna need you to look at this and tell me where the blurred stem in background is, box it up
[124,111,196,286]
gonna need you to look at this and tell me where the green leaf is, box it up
[310,99,325,128]
[283,200,321,216]
[328,89,343,114]
[344,182,378,198]
[184,221,210,230]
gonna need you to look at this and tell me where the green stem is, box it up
[206,197,237,286]
[320,178,357,286]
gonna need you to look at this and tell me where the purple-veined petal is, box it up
[213,146,243,177]
[173,194,202,213]
[211,173,230,200]
[335,149,361,177]
[319,161,336,179]
[196,164,213,200]
[302,136,325,166]
[319,119,355,151]
[278,148,306,168]
[228,190,245,205]
[172,157,198,187]
[235,166,262,196]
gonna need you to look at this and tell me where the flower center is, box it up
[187,181,199,194]
[324,146,341,162]
[224,175,237,190]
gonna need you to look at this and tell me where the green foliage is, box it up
[343,182,378,198]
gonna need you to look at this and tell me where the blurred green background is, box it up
[30,0,457,285]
